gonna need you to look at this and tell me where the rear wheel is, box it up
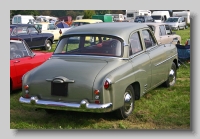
[164,62,177,87]
[44,40,52,51]
[115,85,135,119]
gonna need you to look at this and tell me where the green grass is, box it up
[10,28,190,129]
[175,27,190,45]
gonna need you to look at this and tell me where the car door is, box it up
[47,24,60,40]
[141,29,168,89]
[129,31,152,92]
[165,24,178,43]
[27,26,43,47]
[158,25,169,44]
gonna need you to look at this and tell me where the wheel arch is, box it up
[130,81,141,100]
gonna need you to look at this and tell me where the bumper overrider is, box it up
[19,96,113,113]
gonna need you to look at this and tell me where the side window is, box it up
[129,32,143,55]
[17,17,21,24]
[48,24,57,30]
[159,25,166,36]
[10,42,28,59]
[28,27,38,34]
[142,29,156,49]
[165,25,171,35]
[16,27,28,35]
[13,17,17,23]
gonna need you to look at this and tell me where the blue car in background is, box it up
[10,24,54,50]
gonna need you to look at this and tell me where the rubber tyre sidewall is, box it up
[45,40,52,51]
[115,85,135,119]
[164,62,177,87]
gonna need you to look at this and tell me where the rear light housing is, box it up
[59,29,62,35]
[94,90,100,104]
[24,84,30,98]
[104,78,111,89]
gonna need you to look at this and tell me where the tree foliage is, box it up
[82,10,96,19]
[95,10,110,15]
[10,10,39,17]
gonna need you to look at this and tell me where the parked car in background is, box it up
[144,22,181,45]
[12,15,36,24]
[165,17,186,30]
[151,11,170,23]
[70,19,103,27]
[10,24,54,50]
[10,38,52,92]
[134,15,154,23]
[34,22,61,41]
[19,22,179,119]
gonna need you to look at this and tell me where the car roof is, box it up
[143,22,168,26]
[62,22,149,43]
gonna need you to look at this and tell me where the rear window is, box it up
[54,35,123,57]
[134,17,145,22]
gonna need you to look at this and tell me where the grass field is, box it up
[10,27,190,129]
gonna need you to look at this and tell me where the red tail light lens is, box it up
[95,100,100,104]
[59,29,62,35]
[24,85,29,90]
[94,90,100,95]
[104,80,110,89]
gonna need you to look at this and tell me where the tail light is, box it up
[104,79,111,89]
[24,85,30,98]
[94,90,100,104]
[59,29,62,35]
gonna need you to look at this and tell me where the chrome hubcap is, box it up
[124,91,133,114]
[46,43,51,50]
[169,69,175,85]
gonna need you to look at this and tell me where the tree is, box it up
[95,10,110,15]
[50,10,67,17]
[10,10,39,17]
[82,10,96,19]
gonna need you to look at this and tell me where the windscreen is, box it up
[54,35,122,57]
[165,18,178,22]
[151,15,162,20]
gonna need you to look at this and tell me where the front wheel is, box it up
[44,40,52,51]
[115,85,135,119]
[164,62,177,87]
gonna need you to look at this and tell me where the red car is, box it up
[10,38,52,92]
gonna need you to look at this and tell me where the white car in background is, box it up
[34,22,61,41]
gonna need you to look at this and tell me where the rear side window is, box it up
[13,17,17,23]
[48,24,57,30]
[28,27,38,34]
[142,30,156,49]
[129,32,143,55]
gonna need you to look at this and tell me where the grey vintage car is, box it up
[19,22,179,119]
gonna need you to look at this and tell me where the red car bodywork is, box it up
[10,38,52,91]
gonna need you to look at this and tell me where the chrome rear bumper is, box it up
[19,96,113,113]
